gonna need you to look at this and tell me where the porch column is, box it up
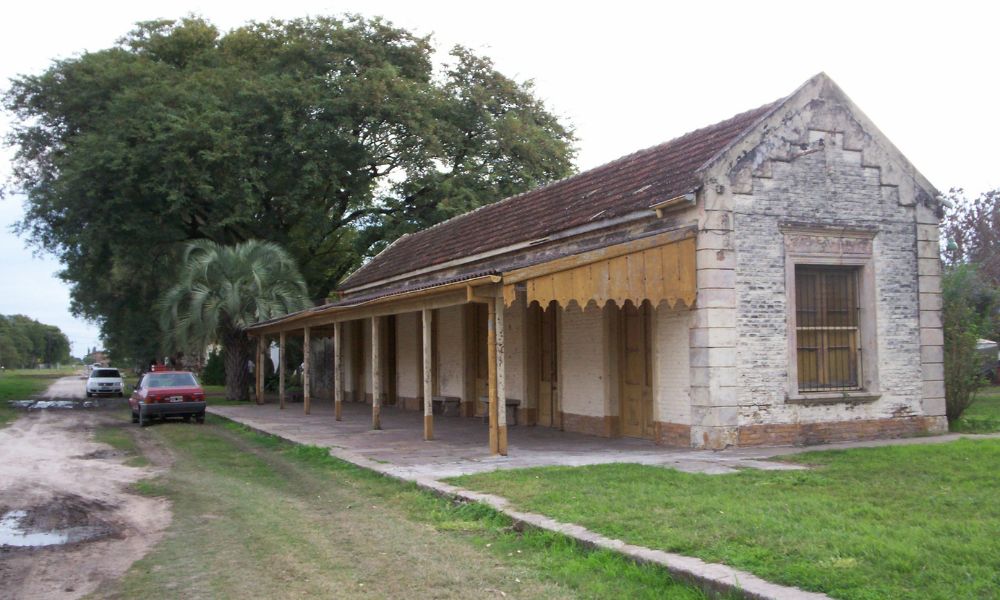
[334,321,343,421]
[371,317,382,430]
[494,296,507,456]
[255,336,264,405]
[487,300,499,454]
[279,331,286,409]
[422,309,433,441]
[303,326,311,415]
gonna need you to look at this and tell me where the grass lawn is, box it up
[0,367,77,426]
[99,414,714,599]
[450,440,1000,600]
[952,385,1000,433]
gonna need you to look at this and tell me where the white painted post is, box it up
[371,317,382,430]
[495,296,507,456]
[422,309,433,440]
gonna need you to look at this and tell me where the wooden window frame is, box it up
[783,228,880,403]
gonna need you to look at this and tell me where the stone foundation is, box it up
[654,422,691,446]
[736,416,947,447]
[561,412,618,437]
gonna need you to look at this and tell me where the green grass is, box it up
[103,415,713,599]
[952,385,1000,433]
[0,367,76,427]
[450,440,1000,600]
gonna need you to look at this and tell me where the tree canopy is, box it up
[3,15,576,364]
[0,314,71,368]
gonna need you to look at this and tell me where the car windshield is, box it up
[92,369,120,378]
[145,373,198,388]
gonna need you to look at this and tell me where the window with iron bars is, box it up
[795,266,862,392]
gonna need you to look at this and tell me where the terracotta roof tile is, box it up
[341,99,780,290]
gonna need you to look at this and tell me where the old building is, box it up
[247,73,946,452]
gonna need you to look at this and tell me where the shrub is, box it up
[943,265,999,422]
[202,348,225,386]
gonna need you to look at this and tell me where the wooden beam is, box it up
[334,321,343,421]
[422,309,433,441]
[371,317,382,430]
[303,326,311,415]
[279,331,286,410]
[255,336,264,405]
[495,296,507,456]
[247,276,500,336]
[487,300,499,454]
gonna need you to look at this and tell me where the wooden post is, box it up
[371,317,382,430]
[334,321,343,421]
[422,309,433,440]
[495,296,507,456]
[255,336,264,405]
[279,331,286,409]
[487,300,499,454]
[303,326,311,415]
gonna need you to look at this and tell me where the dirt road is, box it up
[0,379,170,600]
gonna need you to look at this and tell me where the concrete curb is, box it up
[211,410,832,600]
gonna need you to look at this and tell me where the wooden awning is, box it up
[502,229,697,309]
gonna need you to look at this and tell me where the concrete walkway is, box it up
[210,401,808,478]
[209,401,999,600]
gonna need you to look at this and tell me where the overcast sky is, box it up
[2,1,998,357]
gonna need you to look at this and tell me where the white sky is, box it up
[2,0,998,357]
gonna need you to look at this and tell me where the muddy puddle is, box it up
[0,496,119,550]
[7,398,124,410]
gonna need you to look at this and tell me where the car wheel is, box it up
[86,391,92,398]
[118,392,124,398]
[139,407,149,427]
[131,410,139,423]
[195,412,205,424]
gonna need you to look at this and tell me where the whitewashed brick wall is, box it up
[654,306,691,425]
[436,305,466,399]
[559,303,607,417]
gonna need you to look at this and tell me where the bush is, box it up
[943,265,999,422]
[202,348,225,386]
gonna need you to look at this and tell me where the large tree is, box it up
[158,239,311,401]
[3,15,575,364]
[0,314,71,368]
[943,188,1000,285]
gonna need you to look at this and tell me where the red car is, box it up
[130,369,206,426]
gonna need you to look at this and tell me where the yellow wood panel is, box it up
[626,251,646,306]
[523,237,696,310]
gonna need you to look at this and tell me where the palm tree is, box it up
[159,240,312,401]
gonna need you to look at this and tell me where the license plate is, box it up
[168,396,184,403]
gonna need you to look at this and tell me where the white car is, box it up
[87,368,124,397]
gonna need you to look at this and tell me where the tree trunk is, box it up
[223,330,254,402]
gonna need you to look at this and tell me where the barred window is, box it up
[795,266,862,392]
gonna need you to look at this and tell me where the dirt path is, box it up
[0,410,171,600]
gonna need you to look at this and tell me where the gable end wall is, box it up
[697,92,947,448]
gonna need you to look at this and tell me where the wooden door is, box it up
[384,315,397,406]
[472,303,489,416]
[352,321,365,402]
[535,302,560,428]
[620,302,654,439]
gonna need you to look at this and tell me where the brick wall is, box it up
[436,305,466,400]
[701,84,948,445]
[654,305,691,425]
[560,303,608,418]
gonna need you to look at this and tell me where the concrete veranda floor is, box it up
[209,400,806,479]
